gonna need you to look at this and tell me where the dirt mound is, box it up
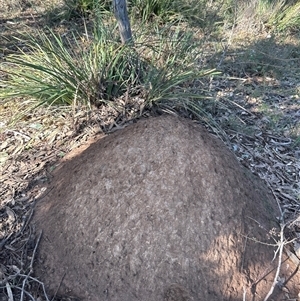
[33,115,293,301]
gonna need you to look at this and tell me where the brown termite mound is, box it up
[33,115,296,301]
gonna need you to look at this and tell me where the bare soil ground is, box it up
[0,1,300,300]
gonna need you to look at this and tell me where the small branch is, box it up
[243,286,246,301]
[17,274,50,301]
[6,282,14,301]
[51,272,66,301]
[266,180,283,219]
[263,223,285,301]
[12,286,35,301]
[20,230,42,301]
[5,129,31,141]
[20,208,34,235]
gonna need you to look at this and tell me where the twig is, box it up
[20,230,42,301]
[6,282,14,301]
[17,274,50,301]
[243,286,246,301]
[12,286,35,301]
[51,272,66,301]
[5,129,31,141]
[20,208,34,235]
[266,180,283,219]
[263,223,285,301]
[30,231,42,271]
[0,232,13,250]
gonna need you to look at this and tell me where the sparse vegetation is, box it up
[222,0,300,33]
[1,0,299,121]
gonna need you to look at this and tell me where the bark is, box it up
[112,0,133,44]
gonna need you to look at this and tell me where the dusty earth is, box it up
[32,115,299,301]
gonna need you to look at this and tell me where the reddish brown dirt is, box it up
[32,115,299,301]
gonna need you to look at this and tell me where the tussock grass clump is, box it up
[129,0,191,23]
[227,0,300,33]
[62,0,111,17]
[58,0,206,25]
[0,20,217,120]
[256,0,300,32]
[0,26,139,108]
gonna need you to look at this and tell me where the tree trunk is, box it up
[112,0,133,44]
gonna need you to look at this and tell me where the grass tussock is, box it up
[0,17,218,121]
[129,0,203,24]
[0,0,299,130]
[227,0,300,33]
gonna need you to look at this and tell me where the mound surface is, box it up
[33,115,285,301]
